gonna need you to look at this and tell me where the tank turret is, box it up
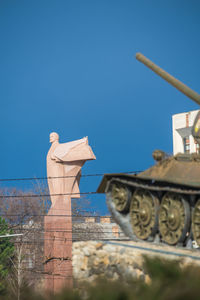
[97,53,200,248]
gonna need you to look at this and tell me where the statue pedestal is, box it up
[44,197,73,293]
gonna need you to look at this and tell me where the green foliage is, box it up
[0,217,14,294]
[141,256,200,300]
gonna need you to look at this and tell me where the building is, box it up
[72,215,129,241]
[172,110,200,155]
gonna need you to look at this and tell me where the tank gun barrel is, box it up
[136,53,200,105]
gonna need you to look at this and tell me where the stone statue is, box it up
[46,132,96,212]
[45,132,96,292]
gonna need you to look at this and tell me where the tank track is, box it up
[105,176,200,249]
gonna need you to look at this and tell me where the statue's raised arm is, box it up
[52,136,96,162]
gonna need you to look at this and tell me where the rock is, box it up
[103,244,117,252]
[139,273,145,281]
[112,272,119,281]
[103,256,109,266]
[135,269,142,279]
[133,261,143,270]
[105,265,117,278]
[87,274,98,283]
[97,250,107,258]
[120,248,126,255]
[81,256,88,271]
[145,275,151,285]
[82,247,91,256]
[95,242,103,249]
[108,254,121,265]
[124,267,137,281]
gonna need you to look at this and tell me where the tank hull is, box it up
[97,154,200,247]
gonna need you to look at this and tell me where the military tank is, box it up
[97,53,200,248]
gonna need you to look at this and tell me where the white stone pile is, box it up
[72,241,150,284]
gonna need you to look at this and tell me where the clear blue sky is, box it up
[1,0,200,213]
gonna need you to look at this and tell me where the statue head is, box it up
[50,132,59,144]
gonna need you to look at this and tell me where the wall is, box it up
[72,241,200,285]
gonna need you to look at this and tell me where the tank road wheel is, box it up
[192,199,200,247]
[109,182,131,213]
[159,192,190,245]
[130,189,159,240]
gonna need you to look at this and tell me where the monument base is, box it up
[44,207,73,293]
